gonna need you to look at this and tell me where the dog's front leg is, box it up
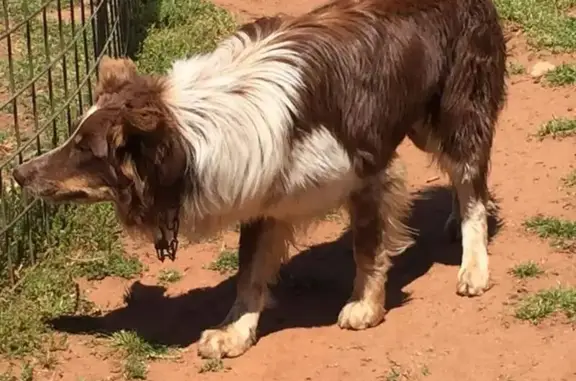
[338,163,413,330]
[198,218,291,359]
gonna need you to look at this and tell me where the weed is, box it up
[507,61,526,75]
[421,364,431,376]
[20,364,33,381]
[495,0,576,52]
[158,268,183,285]
[111,330,170,380]
[0,131,9,144]
[543,64,576,86]
[524,215,576,250]
[562,169,576,187]
[123,357,147,380]
[207,249,239,274]
[515,286,576,323]
[509,262,544,279]
[74,251,143,281]
[111,330,169,359]
[198,358,226,373]
[537,118,576,138]
[386,367,402,381]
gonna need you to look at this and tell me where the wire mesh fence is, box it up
[0,0,139,290]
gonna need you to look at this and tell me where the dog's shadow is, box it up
[49,185,503,347]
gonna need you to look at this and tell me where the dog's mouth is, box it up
[50,189,92,202]
[24,182,95,203]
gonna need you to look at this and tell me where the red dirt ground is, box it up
[14,1,576,380]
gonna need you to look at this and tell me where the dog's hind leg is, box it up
[444,160,492,297]
[338,157,413,330]
[198,218,291,359]
[437,26,506,297]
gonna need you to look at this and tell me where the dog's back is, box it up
[234,0,506,176]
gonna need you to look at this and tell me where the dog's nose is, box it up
[12,166,28,187]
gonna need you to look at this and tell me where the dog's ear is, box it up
[122,105,164,136]
[96,55,137,95]
[119,76,169,136]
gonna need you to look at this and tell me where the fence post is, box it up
[94,0,109,61]
[119,0,129,55]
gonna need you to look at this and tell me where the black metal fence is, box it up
[0,0,139,290]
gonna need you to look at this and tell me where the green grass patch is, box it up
[207,249,239,274]
[515,286,576,323]
[524,215,576,250]
[157,268,183,285]
[0,204,142,358]
[509,261,544,279]
[537,118,576,138]
[74,251,143,281]
[111,330,173,380]
[136,0,236,73]
[543,64,576,86]
[495,0,576,52]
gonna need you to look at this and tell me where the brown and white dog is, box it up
[12,0,506,359]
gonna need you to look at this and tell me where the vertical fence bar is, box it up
[89,0,98,71]
[43,5,57,150]
[108,0,119,56]
[122,0,132,55]
[3,1,22,161]
[79,0,94,104]
[95,0,108,59]
[0,0,16,286]
[22,3,39,267]
[56,0,73,137]
[68,0,84,118]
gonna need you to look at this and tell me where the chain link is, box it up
[154,209,180,262]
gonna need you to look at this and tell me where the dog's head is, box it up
[12,56,189,230]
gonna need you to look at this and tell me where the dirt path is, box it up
[22,1,576,381]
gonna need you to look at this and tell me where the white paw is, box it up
[337,300,385,330]
[197,326,255,359]
[456,261,490,297]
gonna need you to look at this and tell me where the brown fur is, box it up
[13,0,506,360]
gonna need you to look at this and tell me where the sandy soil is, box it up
[13,0,576,380]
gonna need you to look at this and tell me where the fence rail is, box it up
[0,0,138,290]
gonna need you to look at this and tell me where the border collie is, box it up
[13,0,506,359]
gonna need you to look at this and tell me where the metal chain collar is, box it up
[154,208,180,262]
